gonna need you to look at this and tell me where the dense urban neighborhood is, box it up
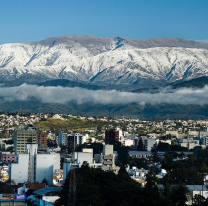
[1,0,207,205]
[0,112,208,205]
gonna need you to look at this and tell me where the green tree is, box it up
[129,157,148,169]
[55,165,143,206]
[168,184,189,206]
[143,171,161,206]
[156,142,171,152]
[137,137,146,151]
[26,198,36,206]
[42,178,48,185]
[96,125,102,134]
[112,141,130,165]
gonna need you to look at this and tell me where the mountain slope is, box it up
[37,79,109,90]
[1,36,208,89]
[171,76,208,88]
[1,100,208,119]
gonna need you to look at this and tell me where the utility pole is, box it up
[68,136,76,206]
[68,163,76,206]
[202,172,204,206]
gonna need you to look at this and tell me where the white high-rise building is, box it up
[9,154,29,184]
[63,149,102,182]
[116,127,123,140]
[9,144,60,185]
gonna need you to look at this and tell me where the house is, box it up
[28,187,62,206]
[129,151,152,159]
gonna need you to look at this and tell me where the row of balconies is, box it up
[103,161,113,165]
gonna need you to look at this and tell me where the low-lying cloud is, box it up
[0,84,208,105]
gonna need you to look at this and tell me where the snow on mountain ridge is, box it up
[0,36,208,88]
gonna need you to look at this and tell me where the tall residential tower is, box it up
[14,125,37,154]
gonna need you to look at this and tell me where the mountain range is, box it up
[1,35,208,118]
[1,35,208,90]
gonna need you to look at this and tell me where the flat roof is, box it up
[186,185,208,191]
[129,151,152,154]
[157,185,208,191]
[33,187,62,195]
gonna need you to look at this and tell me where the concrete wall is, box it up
[124,139,134,146]
[103,145,113,155]
[147,139,156,151]
[35,154,53,185]
[10,154,29,184]
[82,148,93,153]
[52,153,60,172]
[74,152,93,164]
[200,131,208,137]
[63,162,71,182]
[94,154,102,163]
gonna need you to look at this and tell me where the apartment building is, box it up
[38,132,48,151]
[105,129,119,144]
[14,125,37,154]
[137,136,156,151]
[9,144,60,185]
[68,133,88,153]
[58,131,68,146]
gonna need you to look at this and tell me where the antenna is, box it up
[28,144,34,183]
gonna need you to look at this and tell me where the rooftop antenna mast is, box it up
[27,143,34,183]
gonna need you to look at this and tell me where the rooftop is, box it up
[129,151,152,154]
[33,187,62,195]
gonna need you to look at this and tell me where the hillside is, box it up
[171,76,208,89]
[2,99,208,119]
[37,79,109,90]
[34,118,111,133]
[0,36,208,89]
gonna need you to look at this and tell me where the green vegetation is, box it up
[42,178,49,185]
[34,118,110,133]
[129,157,148,169]
[57,142,208,206]
[172,76,208,89]
[55,164,190,206]
[3,99,208,119]
[137,137,146,151]
[37,79,109,91]
[152,142,188,152]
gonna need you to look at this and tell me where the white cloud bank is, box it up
[0,84,208,105]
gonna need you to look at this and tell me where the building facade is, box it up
[9,144,60,185]
[38,132,48,151]
[58,131,67,146]
[14,125,37,154]
[105,129,119,144]
[68,133,87,153]
[140,136,156,151]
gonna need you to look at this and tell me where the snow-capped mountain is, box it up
[1,35,208,89]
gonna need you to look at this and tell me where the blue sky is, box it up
[0,0,208,44]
